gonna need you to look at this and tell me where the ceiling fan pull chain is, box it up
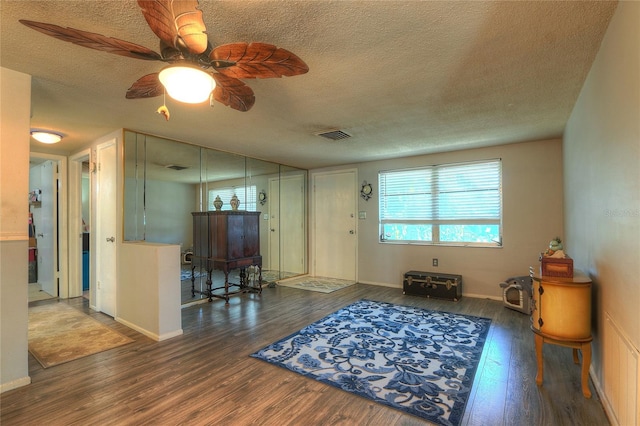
[157,90,170,121]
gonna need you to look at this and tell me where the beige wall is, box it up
[118,242,182,341]
[0,67,32,392]
[564,0,639,413]
[315,138,565,298]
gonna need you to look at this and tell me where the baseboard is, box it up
[357,279,398,288]
[464,293,502,301]
[180,298,210,309]
[590,365,616,426]
[0,376,31,393]
[277,274,309,283]
[116,316,182,342]
[157,329,184,341]
[357,280,503,301]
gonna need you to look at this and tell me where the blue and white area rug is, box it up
[251,299,491,425]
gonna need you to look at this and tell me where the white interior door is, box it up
[312,170,357,280]
[37,160,57,296]
[96,140,117,316]
[268,178,280,271]
[268,174,306,274]
[281,174,305,274]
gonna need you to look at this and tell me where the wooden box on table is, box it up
[540,255,574,278]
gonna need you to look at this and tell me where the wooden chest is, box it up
[403,271,462,301]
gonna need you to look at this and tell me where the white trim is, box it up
[68,150,91,298]
[116,316,183,342]
[0,376,31,394]
[357,279,504,301]
[0,233,27,241]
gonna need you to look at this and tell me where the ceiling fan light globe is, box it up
[158,66,216,104]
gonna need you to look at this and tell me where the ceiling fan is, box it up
[20,0,309,112]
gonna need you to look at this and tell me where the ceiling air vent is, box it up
[316,130,351,141]
[165,164,189,171]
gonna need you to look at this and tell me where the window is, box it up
[208,186,257,211]
[378,159,502,246]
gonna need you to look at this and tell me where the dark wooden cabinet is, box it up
[192,211,262,302]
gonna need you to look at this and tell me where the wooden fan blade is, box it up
[19,20,162,61]
[126,73,163,99]
[210,42,309,79]
[137,0,208,55]
[212,74,255,112]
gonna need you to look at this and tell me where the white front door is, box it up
[96,140,117,316]
[37,160,57,297]
[312,170,357,281]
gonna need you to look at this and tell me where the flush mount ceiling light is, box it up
[30,130,63,144]
[158,65,216,104]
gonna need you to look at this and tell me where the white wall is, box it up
[564,2,639,423]
[0,67,32,392]
[313,138,565,298]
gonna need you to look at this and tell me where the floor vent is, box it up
[316,130,351,141]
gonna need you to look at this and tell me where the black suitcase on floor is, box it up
[403,270,462,301]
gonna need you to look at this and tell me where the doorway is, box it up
[311,169,357,281]
[28,153,68,302]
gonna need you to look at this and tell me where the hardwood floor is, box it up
[3,284,610,425]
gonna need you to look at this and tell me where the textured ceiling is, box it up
[1,1,617,169]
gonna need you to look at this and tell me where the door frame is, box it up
[29,152,68,298]
[68,149,91,298]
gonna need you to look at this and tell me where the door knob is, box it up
[349,230,355,234]
[106,237,115,242]
[270,228,275,232]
